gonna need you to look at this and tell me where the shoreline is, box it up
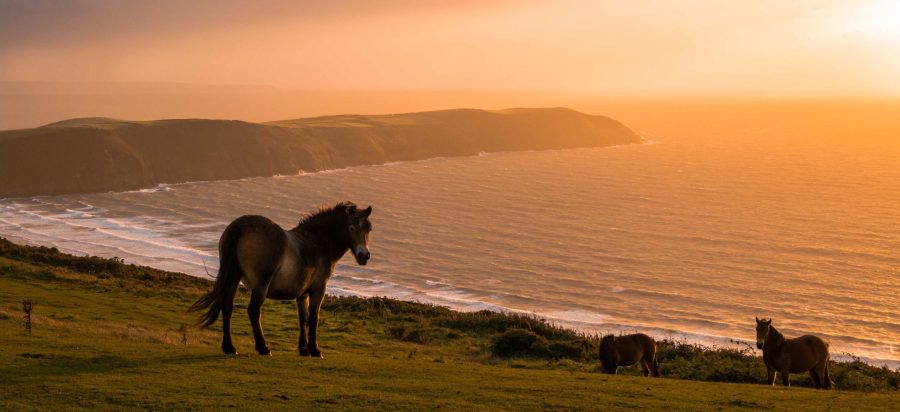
[0,140,649,202]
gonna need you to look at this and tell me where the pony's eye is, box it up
[349,226,357,232]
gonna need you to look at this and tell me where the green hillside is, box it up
[0,238,896,411]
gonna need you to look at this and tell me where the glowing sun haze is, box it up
[2,0,899,98]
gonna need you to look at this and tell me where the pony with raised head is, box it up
[755,317,833,389]
[190,202,373,358]
[598,333,660,377]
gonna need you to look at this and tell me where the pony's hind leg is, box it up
[824,363,834,389]
[640,360,651,377]
[248,288,270,355]
[646,345,661,377]
[813,361,830,389]
[810,369,821,389]
[221,296,237,355]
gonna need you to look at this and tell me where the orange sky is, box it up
[2,0,899,98]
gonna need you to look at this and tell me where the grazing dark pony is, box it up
[755,317,833,389]
[190,202,373,358]
[599,333,660,377]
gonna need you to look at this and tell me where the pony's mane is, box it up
[767,325,785,347]
[291,201,356,232]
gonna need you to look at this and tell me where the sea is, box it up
[1,129,898,367]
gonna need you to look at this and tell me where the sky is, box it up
[2,0,899,98]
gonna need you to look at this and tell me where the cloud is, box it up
[0,0,514,49]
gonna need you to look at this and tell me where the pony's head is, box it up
[345,204,373,265]
[598,335,619,374]
[755,317,772,349]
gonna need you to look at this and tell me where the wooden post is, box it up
[22,299,33,334]
[180,324,188,346]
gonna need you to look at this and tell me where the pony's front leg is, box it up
[306,288,327,358]
[780,369,791,387]
[297,294,310,356]
[766,368,777,386]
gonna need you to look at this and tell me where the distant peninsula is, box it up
[0,108,642,197]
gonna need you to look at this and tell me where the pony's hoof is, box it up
[308,349,323,358]
[299,348,309,356]
[222,346,237,355]
[257,347,272,356]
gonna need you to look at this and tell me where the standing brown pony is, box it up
[190,202,373,358]
[755,317,833,389]
[599,333,660,377]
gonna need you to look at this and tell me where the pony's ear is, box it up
[361,206,372,217]
[345,204,357,215]
[755,317,760,323]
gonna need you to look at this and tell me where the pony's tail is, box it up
[188,227,243,329]
[823,363,834,389]
[652,359,660,377]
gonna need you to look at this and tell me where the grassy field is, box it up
[0,238,897,411]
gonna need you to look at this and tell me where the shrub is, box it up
[491,328,546,357]
[547,341,590,361]
[441,311,583,342]
[387,324,453,345]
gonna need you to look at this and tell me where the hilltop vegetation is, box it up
[0,108,641,197]
[0,237,897,410]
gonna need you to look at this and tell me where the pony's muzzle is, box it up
[756,340,764,349]
[354,246,370,265]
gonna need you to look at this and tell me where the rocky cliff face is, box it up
[0,108,642,197]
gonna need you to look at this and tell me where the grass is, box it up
[0,237,897,411]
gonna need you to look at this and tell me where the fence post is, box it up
[180,324,188,346]
[22,299,33,334]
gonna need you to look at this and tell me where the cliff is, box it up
[0,108,642,197]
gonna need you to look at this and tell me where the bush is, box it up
[490,330,590,360]
[656,339,764,383]
[547,340,591,361]
[387,324,454,345]
[492,329,546,357]
[441,311,583,342]
[828,357,900,391]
